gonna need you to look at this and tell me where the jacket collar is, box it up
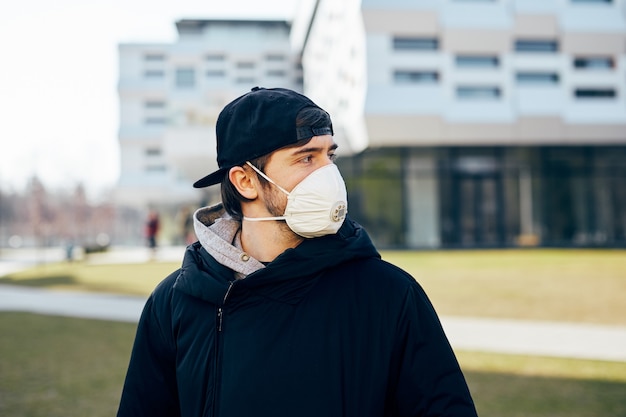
[175,206,380,306]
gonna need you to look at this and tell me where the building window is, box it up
[457,86,501,99]
[265,54,286,61]
[144,70,165,78]
[205,70,226,77]
[456,55,499,68]
[145,165,167,172]
[393,70,439,84]
[515,39,559,53]
[145,117,167,125]
[393,37,439,51]
[144,100,166,108]
[175,68,195,88]
[145,148,162,156]
[205,54,225,61]
[267,70,287,77]
[144,53,165,61]
[236,62,255,69]
[574,88,616,99]
[236,77,256,84]
[573,57,614,70]
[516,72,560,85]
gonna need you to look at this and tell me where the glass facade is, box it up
[338,146,626,249]
[338,150,405,247]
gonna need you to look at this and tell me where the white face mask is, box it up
[243,162,348,238]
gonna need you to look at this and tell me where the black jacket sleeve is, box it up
[392,282,478,417]
[117,275,180,417]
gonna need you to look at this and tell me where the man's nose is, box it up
[320,155,334,167]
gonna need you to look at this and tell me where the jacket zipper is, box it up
[218,281,235,332]
[217,308,224,332]
[211,281,235,416]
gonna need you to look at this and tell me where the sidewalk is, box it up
[0,284,145,323]
[441,316,626,362]
[1,246,626,362]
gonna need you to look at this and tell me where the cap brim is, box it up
[193,167,228,188]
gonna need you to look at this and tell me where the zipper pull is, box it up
[217,281,235,332]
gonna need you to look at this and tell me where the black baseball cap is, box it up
[193,87,333,188]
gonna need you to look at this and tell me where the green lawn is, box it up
[0,313,135,417]
[382,249,626,325]
[1,313,625,417]
[2,248,625,325]
[1,249,626,416]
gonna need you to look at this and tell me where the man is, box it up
[144,209,160,258]
[117,87,477,417]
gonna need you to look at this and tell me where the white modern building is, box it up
[117,1,626,248]
[294,0,626,248]
[117,19,303,208]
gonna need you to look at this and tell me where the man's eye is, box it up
[329,153,337,161]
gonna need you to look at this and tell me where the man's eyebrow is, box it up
[291,143,338,155]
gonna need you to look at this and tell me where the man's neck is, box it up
[240,220,303,263]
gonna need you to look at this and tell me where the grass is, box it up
[2,248,625,325]
[382,249,626,325]
[464,368,626,417]
[0,261,176,296]
[459,350,626,416]
[1,313,625,417]
[1,248,626,416]
[0,313,136,417]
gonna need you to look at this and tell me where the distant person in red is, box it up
[145,210,160,257]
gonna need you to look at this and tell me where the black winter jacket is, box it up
[117,218,477,417]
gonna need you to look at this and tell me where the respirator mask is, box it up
[243,162,348,238]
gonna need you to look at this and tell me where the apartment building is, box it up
[116,19,302,207]
[295,0,626,248]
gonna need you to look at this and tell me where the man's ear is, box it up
[228,166,258,199]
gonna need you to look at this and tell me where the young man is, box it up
[117,87,478,417]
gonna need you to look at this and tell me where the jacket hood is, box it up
[173,203,380,305]
[192,204,265,278]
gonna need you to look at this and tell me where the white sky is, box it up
[0,0,297,198]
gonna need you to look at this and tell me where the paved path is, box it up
[1,246,626,363]
[441,316,626,362]
[0,284,145,322]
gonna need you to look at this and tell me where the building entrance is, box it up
[440,153,506,247]
[456,174,502,246]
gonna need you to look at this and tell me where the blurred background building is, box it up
[114,0,626,249]
[297,0,626,248]
[116,19,303,208]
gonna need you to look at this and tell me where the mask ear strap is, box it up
[245,161,290,195]
[243,215,287,222]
